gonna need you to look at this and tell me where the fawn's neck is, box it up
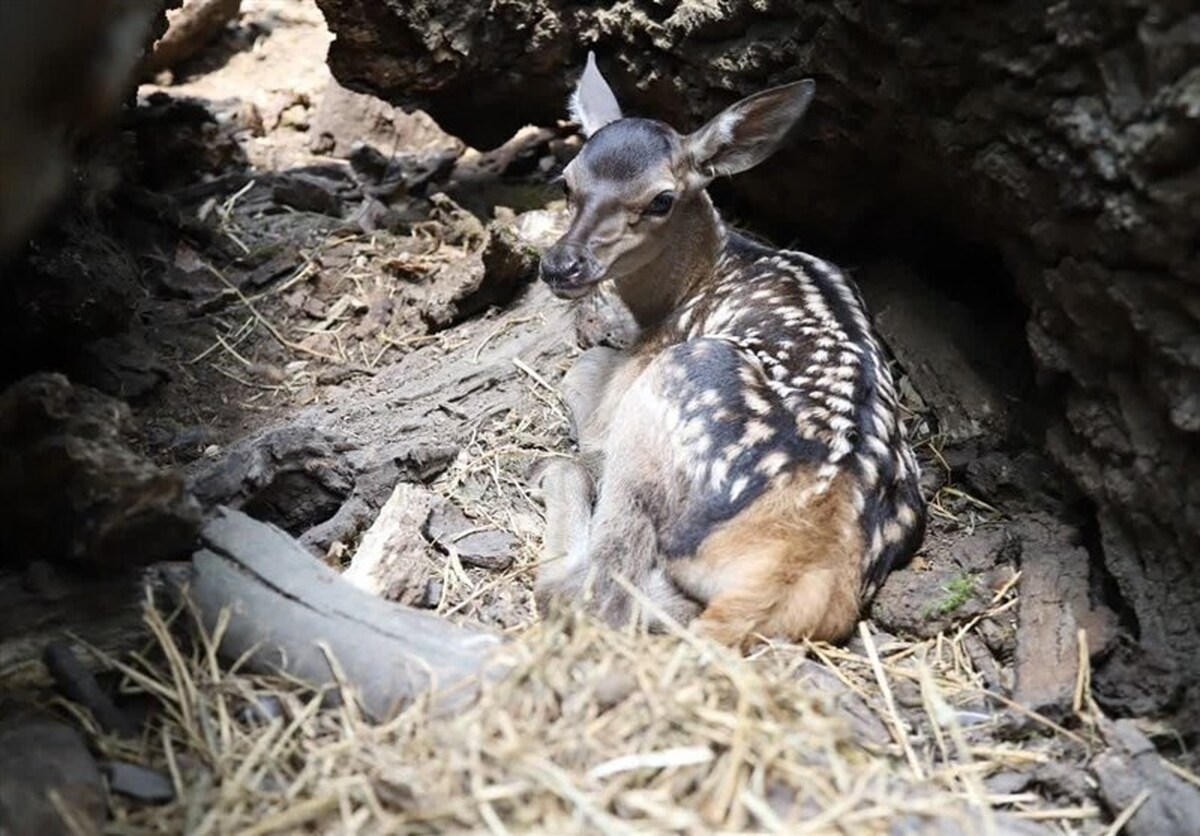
[613,192,724,329]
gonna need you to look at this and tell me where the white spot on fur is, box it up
[866,439,891,463]
[744,389,772,415]
[728,475,750,502]
[757,450,790,476]
[710,457,730,489]
[884,520,905,545]
[743,419,775,444]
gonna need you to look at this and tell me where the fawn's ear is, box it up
[569,51,623,137]
[685,79,815,184]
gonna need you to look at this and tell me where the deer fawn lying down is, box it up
[533,54,926,649]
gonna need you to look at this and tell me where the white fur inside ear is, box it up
[690,110,743,178]
[567,88,588,130]
[569,52,623,137]
[712,110,742,145]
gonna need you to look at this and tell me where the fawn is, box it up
[533,53,925,649]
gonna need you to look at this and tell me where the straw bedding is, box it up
[67,572,1107,834]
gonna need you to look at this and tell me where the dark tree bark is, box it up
[315,0,1200,720]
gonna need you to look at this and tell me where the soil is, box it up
[2,1,1198,833]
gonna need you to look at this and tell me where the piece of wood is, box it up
[1013,537,1082,718]
[1013,515,1116,718]
[178,507,504,721]
[342,482,437,599]
[43,641,140,738]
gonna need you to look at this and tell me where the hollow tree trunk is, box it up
[315,0,1200,723]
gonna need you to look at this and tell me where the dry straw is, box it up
[64,580,1108,835]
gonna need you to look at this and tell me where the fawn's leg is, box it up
[532,458,596,614]
[559,345,634,446]
[576,356,702,629]
[533,346,634,613]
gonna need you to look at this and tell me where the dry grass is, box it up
[62,578,1110,835]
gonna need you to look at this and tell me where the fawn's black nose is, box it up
[540,242,598,297]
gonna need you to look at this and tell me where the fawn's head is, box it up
[540,53,816,301]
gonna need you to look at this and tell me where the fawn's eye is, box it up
[643,191,675,217]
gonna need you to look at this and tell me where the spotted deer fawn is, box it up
[533,54,926,649]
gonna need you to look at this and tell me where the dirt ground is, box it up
[12,1,1199,833]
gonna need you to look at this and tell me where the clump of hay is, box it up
[66,589,1104,834]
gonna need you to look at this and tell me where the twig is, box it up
[858,621,925,780]
[1073,627,1091,717]
[511,357,558,395]
[1102,789,1150,836]
[203,260,339,362]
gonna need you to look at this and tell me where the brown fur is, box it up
[669,469,863,650]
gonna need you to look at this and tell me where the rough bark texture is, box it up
[0,374,201,570]
[316,0,1200,718]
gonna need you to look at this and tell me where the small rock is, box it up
[419,578,443,609]
[103,760,175,804]
[302,297,328,319]
[242,246,301,289]
[592,670,637,711]
[977,616,1015,659]
[422,499,516,571]
[985,770,1032,795]
[237,695,284,725]
[278,102,309,130]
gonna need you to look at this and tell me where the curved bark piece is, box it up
[181,507,506,721]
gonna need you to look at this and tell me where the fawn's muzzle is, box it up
[540,242,600,298]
